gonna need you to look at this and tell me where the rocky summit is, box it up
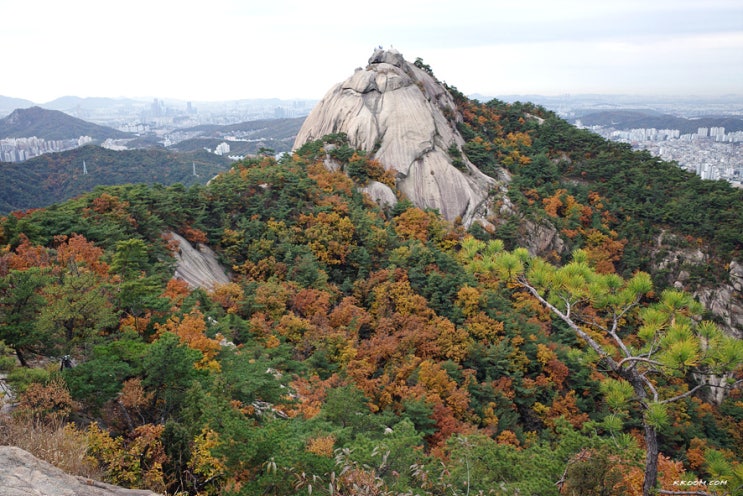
[294,48,502,226]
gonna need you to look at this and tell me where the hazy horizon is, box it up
[3,91,743,107]
[3,0,742,103]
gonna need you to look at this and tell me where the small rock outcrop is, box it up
[294,48,502,225]
[652,231,743,337]
[360,180,398,210]
[170,232,230,291]
[695,260,743,339]
[521,218,567,258]
[0,446,161,496]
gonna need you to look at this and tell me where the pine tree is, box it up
[491,248,743,496]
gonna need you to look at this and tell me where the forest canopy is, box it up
[1,95,742,496]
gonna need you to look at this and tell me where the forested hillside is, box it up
[0,145,231,214]
[1,93,742,495]
[449,90,742,291]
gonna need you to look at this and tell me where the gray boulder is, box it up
[0,445,161,496]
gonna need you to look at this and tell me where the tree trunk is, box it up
[643,414,660,496]
[15,347,28,367]
[627,369,660,496]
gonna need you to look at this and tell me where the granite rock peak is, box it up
[294,48,502,225]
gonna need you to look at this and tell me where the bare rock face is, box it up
[360,180,397,209]
[695,260,743,339]
[652,231,743,338]
[521,218,567,258]
[0,446,161,496]
[294,48,500,225]
[170,232,230,291]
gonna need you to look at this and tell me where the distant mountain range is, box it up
[0,105,305,154]
[0,106,131,140]
[0,145,231,214]
[40,96,145,112]
[0,95,147,119]
[0,95,35,112]
[0,94,318,123]
[0,106,307,214]
[572,109,743,133]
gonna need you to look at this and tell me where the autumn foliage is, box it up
[1,102,741,496]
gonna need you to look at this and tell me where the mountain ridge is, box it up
[0,95,35,114]
[0,145,230,214]
[576,109,743,133]
[0,106,131,141]
[169,117,304,155]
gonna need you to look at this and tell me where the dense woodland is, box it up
[0,145,231,214]
[1,92,742,495]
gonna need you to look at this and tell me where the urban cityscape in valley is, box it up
[505,94,743,187]
[576,123,743,184]
[0,135,93,162]
[0,97,315,163]
[1,94,741,187]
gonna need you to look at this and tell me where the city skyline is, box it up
[2,0,742,103]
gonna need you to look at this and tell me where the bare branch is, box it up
[646,338,661,363]
[660,383,707,405]
[562,297,571,320]
[563,302,636,362]
[612,297,640,330]
[617,356,664,369]
[608,324,634,361]
[644,375,659,403]
[606,299,642,360]
[587,317,609,334]
[518,276,620,371]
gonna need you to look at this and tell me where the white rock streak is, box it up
[170,232,230,291]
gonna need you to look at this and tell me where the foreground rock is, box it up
[0,446,161,496]
[294,48,503,226]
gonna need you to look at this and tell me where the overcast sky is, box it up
[2,0,742,103]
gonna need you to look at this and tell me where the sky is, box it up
[2,0,742,103]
